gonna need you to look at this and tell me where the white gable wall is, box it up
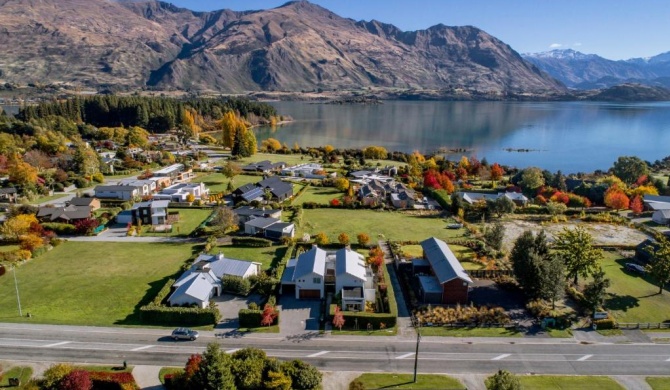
[295,271,325,299]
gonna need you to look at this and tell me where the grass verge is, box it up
[418,327,523,337]
[0,366,33,388]
[518,375,624,390]
[646,377,670,390]
[351,373,464,389]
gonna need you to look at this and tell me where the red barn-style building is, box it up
[418,237,473,304]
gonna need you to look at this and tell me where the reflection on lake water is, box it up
[255,101,670,173]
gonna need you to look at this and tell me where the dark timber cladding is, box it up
[299,289,321,299]
[420,237,473,304]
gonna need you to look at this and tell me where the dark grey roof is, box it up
[0,187,17,194]
[69,197,97,206]
[420,237,473,285]
[293,246,326,279]
[234,206,280,217]
[417,275,443,294]
[37,205,92,221]
[645,195,670,203]
[245,217,280,229]
[240,187,264,202]
[259,176,293,198]
[234,183,257,194]
[95,185,141,192]
[265,222,294,233]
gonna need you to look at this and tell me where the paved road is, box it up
[1,323,670,376]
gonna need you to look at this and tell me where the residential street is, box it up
[1,322,669,377]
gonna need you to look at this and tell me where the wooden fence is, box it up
[617,322,670,330]
[468,269,513,279]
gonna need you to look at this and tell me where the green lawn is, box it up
[400,245,423,258]
[546,328,573,338]
[238,325,280,333]
[293,185,343,205]
[352,373,464,389]
[646,377,670,390]
[0,242,196,326]
[34,193,69,204]
[0,244,20,253]
[76,365,132,373]
[301,209,466,245]
[518,375,624,390]
[192,173,260,193]
[214,244,287,270]
[238,152,315,166]
[0,366,33,388]
[142,208,213,237]
[601,252,670,323]
[330,327,397,336]
[418,327,522,337]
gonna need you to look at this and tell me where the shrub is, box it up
[74,177,90,188]
[593,317,616,330]
[231,237,273,247]
[59,370,92,390]
[41,223,77,235]
[42,363,74,390]
[249,273,278,297]
[89,371,139,390]
[91,172,105,183]
[238,309,278,328]
[223,275,252,295]
[526,299,552,318]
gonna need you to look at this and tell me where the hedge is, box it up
[422,188,451,209]
[139,304,220,326]
[232,236,273,247]
[89,371,139,390]
[42,222,77,235]
[239,308,279,328]
[222,275,251,296]
[594,318,616,330]
[152,278,176,305]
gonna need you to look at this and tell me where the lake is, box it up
[255,101,670,173]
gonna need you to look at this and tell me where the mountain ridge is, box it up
[0,0,563,94]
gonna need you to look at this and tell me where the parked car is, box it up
[625,263,646,275]
[171,328,199,341]
[447,223,464,229]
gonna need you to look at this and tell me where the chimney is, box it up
[217,251,224,261]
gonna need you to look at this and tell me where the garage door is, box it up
[299,289,321,299]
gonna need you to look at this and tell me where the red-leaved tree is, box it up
[490,163,504,183]
[184,354,202,380]
[604,186,630,210]
[74,218,100,235]
[59,370,92,390]
[261,304,277,327]
[630,195,644,214]
[332,306,345,331]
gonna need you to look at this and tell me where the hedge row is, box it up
[238,309,279,328]
[222,275,251,296]
[139,304,220,326]
[152,278,176,305]
[232,236,273,247]
[89,371,139,390]
[42,222,77,235]
[274,243,296,279]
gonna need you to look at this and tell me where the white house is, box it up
[192,252,262,280]
[290,246,326,299]
[153,182,209,202]
[168,268,221,308]
[118,179,157,197]
[653,209,670,225]
[644,195,670,211]
[281,163,325,179]
[335,249,375,311]
[94,185,141,200]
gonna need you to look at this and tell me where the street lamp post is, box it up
[12,266,22,317]
[413,318,421,383]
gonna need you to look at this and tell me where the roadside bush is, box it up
[593,317,616,330]
[493,275,520,291]
[414,305,509,325]
[42,363,74,390]
[89,371,139,390]
[238,308,279,327]
[222,275,252,295]
[526,299,552,318]
[139,305,219,326]
[231,237,273,247]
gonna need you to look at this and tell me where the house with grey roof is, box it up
[335,248,375,311]
[644,195,670,211]
[37,205,92,223]
[68,197,101,211]
[94,185,141,200]
[457,191,528,207]
[234,206,282,225]
[191,252,262,280]
[284,246,327,299]
[131,200,169,225]
[418,237,473,304]
[653,209,670,225]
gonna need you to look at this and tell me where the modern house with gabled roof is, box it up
[644,195,670,211]
[419,237,473,304]
[281,246,375,306]
[232,183,265,204]
[37,205,92,223]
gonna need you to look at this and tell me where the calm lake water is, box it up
[255,101,670,173]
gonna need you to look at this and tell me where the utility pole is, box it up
[413,318,421,383]
[12,266,22,317]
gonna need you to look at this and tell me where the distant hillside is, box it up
[0,0,563,94]
[583,83,670,102]
[524,49,670,89]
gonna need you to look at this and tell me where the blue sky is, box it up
[167,0,670,60]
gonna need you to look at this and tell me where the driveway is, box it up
[213,293,263,330]
[278,295,322,336]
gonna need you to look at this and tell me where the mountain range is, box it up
[0,0,563,94]
[523,49,670,89]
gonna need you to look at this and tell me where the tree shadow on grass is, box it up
[604,294,639,313]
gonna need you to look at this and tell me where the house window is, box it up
[313,277,321,284]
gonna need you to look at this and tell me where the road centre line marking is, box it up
[577,355,593,361]
[395,353,415,359]
[131,345,154,351]
[491,354,511,360]
[307,351,329,358]
[666,357,670,362]
[43,341,71,348]
[226,348,240,354]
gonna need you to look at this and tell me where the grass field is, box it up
[518,375,624,390]
[0,242,196,326]
[293,185,343,205]
[142,208,213,237]
[0,244,19,253]
[192,172,260,193]
[0,366,33,388]
[646,377,670,390]
[601,252,670,323]
[214,244,287,270]
[301,209,466,245]
[351,373,464,389]
[418,327,522,337]
[401,244,481,270]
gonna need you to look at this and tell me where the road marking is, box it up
[226,348,240,354]
[491,354,511,360]
[666,357,670,362]
[395,353,415,359]
[307,351,329,358]
[577,355,593,361]
[131,345,154,352]
[43,341,71,348]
